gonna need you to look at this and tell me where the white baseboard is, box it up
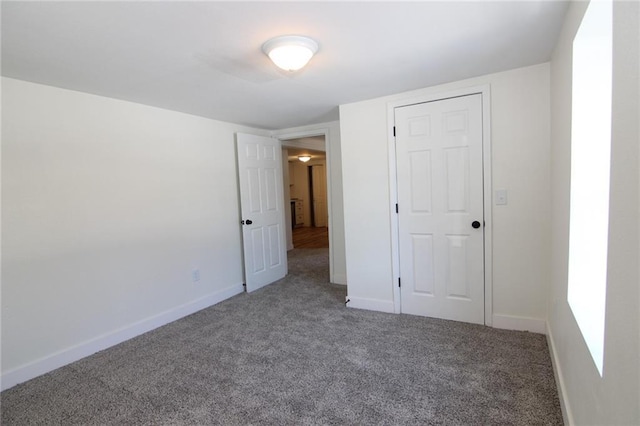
[492,314,547,334]
[346,296,395,313]
[0,283,244,392]
[331,273,347,285]
[546,323,574,426]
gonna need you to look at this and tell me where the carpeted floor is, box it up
[1,248,563,425]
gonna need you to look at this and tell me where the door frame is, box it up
[275,127,336,283]
[386,85,493,326]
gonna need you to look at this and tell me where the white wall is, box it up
[548,1,639,424]
[1,78,269,389]
[340,63,551,330]
[273,122,347,285]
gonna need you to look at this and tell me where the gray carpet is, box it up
[1,248,562,425]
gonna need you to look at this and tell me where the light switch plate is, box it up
[495,189,508,205]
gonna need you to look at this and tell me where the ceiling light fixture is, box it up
[262,35,318,72]
[298,155,311,163]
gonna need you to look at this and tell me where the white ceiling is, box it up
[1,1,568,130]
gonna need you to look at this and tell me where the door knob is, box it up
[244,219,253,225]
[472,220,481,229]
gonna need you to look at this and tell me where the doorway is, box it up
[284,143,329,249]
[293,162,329,249]
[277,126,344,286]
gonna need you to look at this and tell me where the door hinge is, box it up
[398,277,401,288]
[393,126,396,137]
[395,203,399,214]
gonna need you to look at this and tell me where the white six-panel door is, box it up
[237,133,287,292]
[395,94,484,324]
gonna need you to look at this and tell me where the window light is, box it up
[567,0,612,377]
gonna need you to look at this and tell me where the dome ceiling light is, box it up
[262,35,318,72]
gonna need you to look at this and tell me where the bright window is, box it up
[567,0,612,377]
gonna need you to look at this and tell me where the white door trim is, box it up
[386,85,493,326]
[274,127,336,283]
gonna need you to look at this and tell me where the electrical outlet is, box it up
[192,269,200,283]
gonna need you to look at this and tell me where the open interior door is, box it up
[237,133,288,292]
